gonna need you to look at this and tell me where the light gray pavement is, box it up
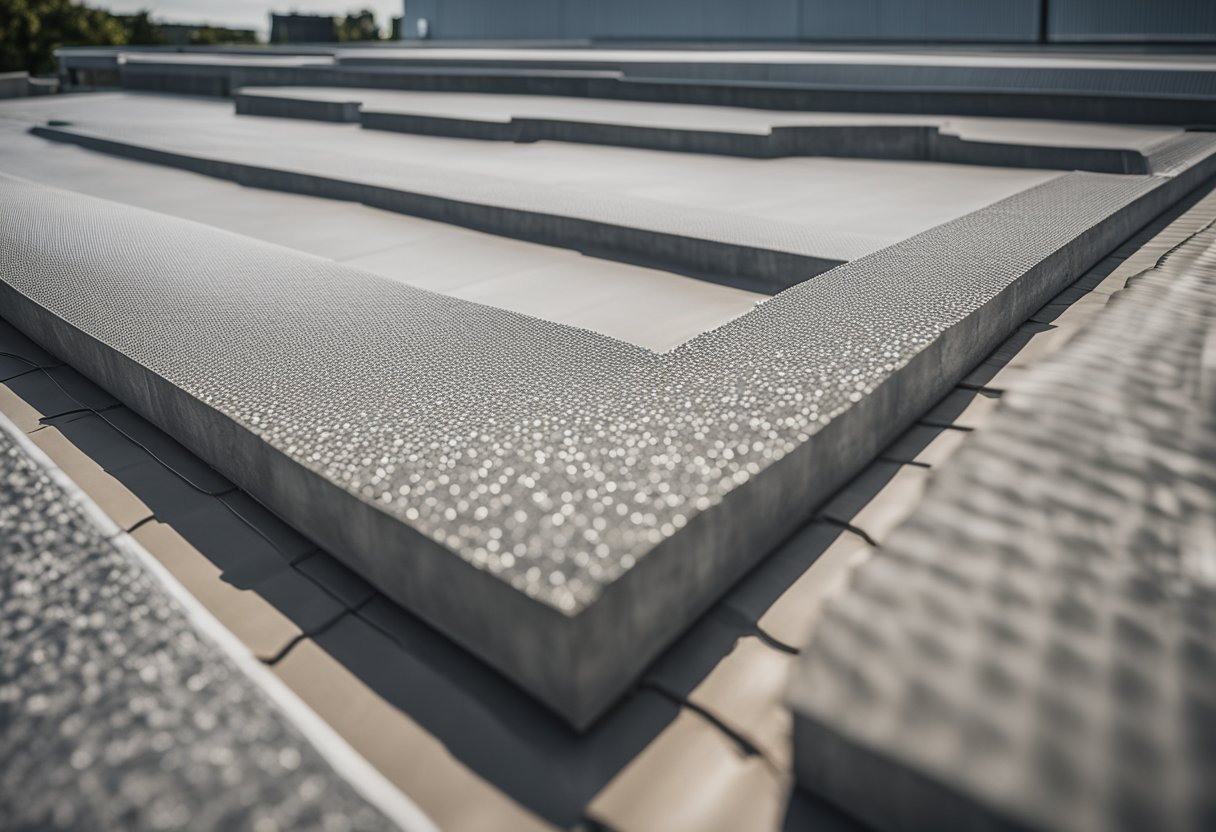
[0,120,762,352]
[2,93,1059,273]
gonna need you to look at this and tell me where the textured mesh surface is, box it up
[790,211,1216,832]
[3,116,1215,724]
[0,416,401,832]
[0,166,1189,615]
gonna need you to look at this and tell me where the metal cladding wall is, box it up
[403,0,1041,41]
[402,0,1216,42]
[568,0,799,40]
[798,0,1039,41]
[1049,0,1216,42]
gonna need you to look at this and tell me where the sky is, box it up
[93,0,406,37]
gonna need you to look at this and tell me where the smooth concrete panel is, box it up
[0,121,762,352]
[10,94,1059,290]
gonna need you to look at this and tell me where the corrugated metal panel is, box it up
[402,0,438,39]
[400,0,1212,44]
[799,0,1040,42]
[406,0,803,41]
[432,0,565,39]
[1049,0,1216,42]
[584,0,798,40]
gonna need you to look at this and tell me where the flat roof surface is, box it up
[4,169,1206,831]
[7,44,1216,828]
[4,94,1059,264]
[0,115,762,352]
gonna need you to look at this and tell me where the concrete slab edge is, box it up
[233,89,1149,174]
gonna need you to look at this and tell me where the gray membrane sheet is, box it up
[1,127,1215,726]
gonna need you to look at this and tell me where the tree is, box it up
[336,10,381,42]
[122,10,166,45]
[0,0,127,75]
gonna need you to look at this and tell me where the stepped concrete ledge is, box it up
[23,94,1062,292]
[77,47,1216,124]
[2,133,1214,727]
[0,411,435,832]
[789,189,1216,831]
[232,87,1179,174]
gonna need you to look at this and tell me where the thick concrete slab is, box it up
[1,129,1212,728]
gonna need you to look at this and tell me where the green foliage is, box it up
[121,10,166,45]
[0,1,264,75]
[0,0,127,74]
[336,9,381,42]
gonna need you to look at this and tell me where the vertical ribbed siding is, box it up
[401,0,1214,43]
[582,0,798,40]
[1049,0,1216,42]
[429,0,566,39]
[798,0,1040,42]
[407,0,800,40]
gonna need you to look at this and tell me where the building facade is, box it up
[401,0,1216,43]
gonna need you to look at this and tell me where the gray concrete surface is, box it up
[789,191,1216,832]
[234,87,1180,173]
[7,93,1060,291]
[0,122,762,352]
[0,410,434,832]
[3,166,1206,831]
[1,115,1211,728]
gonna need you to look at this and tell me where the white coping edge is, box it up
[0,409,441,832]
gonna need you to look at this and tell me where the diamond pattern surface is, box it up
[790,208,1216,832]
